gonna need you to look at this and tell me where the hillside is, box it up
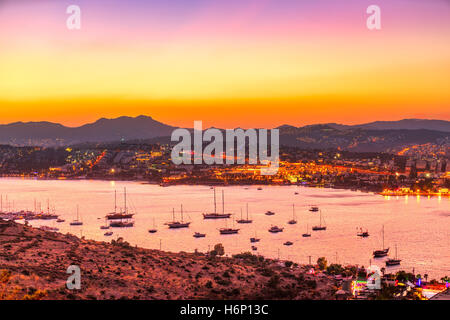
[0,220,338,300]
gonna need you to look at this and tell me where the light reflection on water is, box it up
[0,178,448,280]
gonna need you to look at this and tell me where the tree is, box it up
[317,257,327,270]
[210,243,225,258]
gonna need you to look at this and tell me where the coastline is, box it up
[1,175,448,198]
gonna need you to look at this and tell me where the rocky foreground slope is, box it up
[0,219,338,300]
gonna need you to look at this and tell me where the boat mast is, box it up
[382,225,385,249]
[319,210,322,227]
[222,190,225,214]
[213,188,216,214]
[181,204,184,222]
[124,187,127,214]
[114,190,117,213]
[246,203,249,220]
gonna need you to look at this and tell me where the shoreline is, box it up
[1,175,448,198]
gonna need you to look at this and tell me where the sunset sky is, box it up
[0,0,449,128]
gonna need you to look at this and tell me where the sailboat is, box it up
[287,204,297,224]
[70,206,83,226]
[250,231,260,243]
[148,218,158,233]
[109,188,135,228]
[167,205,191,229]
[106,189,134,220]
[302,224,311,237]
[236,204,252,224]
[373,225,389,257]
[386,245,401,266]
[312,210,326,231]
[41,199,59,220]
[203,188,232,219]
[309,206,319,212]
[219,203,239,235]
[100,218,110,230]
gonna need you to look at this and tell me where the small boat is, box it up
[302,224,311,237]
[283,241,293,246]
[250,231,260,243]
[386,245,401,266]
[100,218,110,230]
[265,210,275,216]
[104,231,113,236]
[312,210,326,231]
[203,189,232,219]
[268,226,284,233]
[148,218,157,233]
[373,225,389,258]
[309,206,319,212]
[357,228,369,237]
[193,232,206,238]
[251,246,257,251]
[70,206,83,226]
[257,187,263,190]
[236,204,252,224]
[294,192,299,195]
[56,218,65,223]
[287,204,297,225]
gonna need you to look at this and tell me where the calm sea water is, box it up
[1,178,448,280]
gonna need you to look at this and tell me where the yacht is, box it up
[268,226,284,233]
[373,225,389,258]
[312,210,326,231]
[236,204,252,224]
[193,232,206,238]
[69,206,83,226]
[386,245,401,266]
[203,189,232,219]
[106,189,135,220]
[167,206,191,229]
[287,204,297,225]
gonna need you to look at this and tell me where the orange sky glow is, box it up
[0,0,449,128]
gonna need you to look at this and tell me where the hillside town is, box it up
[0,143,448,196]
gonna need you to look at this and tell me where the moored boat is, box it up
[268,226,284,233]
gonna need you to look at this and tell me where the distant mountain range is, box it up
[0,116,449,153]
[0,116,176,146]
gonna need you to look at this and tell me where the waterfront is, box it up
[0,178,448,280]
